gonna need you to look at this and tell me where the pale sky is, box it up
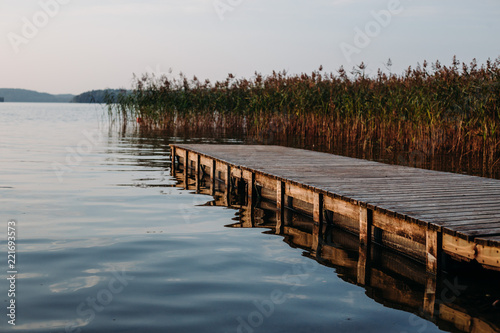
[1,0,499,95]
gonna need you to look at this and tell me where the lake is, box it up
[0,103,498,333]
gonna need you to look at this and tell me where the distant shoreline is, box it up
[0,88,126,103]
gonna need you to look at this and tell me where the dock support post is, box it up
[358,207,373,285]
[359,206,372,247]
[276,180,285,235]
[171,146,176,177]
[243,171,255,227]
[423,275,437,318]
[184,150,189,188]
[225,165,231,206]
[195,154,200,193]
[312,192,324,253]
[249,172,255,204]
[313,192,323,224]
[211,159,216,196]
[426,228,442,275]
[243,170,255,204]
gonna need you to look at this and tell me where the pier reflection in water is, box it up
[172,157,500,333]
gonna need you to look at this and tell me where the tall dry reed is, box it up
[108,57,500,173]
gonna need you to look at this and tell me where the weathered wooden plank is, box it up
[376,202,500,212]
[255,173,277,191]
[453,228,500,238]
[406,213,500,224]
[215,160,227,177]
[323,196,360,221]
[187,151,198,165]
[350,191,500,201]
[418,214,500,224]
[451,222,500,231]
[372,210,427,244]
[475,235,500,247]
[442,233,476,261]
[175,147,185,158]
[364,197,500,207]
[200,155,212,169]
[476,243,500,269]
[322,183,500,191]
[231,167,242,179]
[329,191,500,203]
[285,182,315,204]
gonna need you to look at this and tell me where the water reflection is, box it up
[73,120,500,332]
[173,161,500,333]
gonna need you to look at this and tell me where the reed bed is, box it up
[108,57,500,175]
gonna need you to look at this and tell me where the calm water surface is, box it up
[0,103,492,332]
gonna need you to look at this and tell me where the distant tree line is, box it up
[0,88,73,102]
[71,89,130,103]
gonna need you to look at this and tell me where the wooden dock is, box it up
[170,144,500,274]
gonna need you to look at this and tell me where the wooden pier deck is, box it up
[170,144,500,273]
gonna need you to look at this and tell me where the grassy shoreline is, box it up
[108,57,500,177]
